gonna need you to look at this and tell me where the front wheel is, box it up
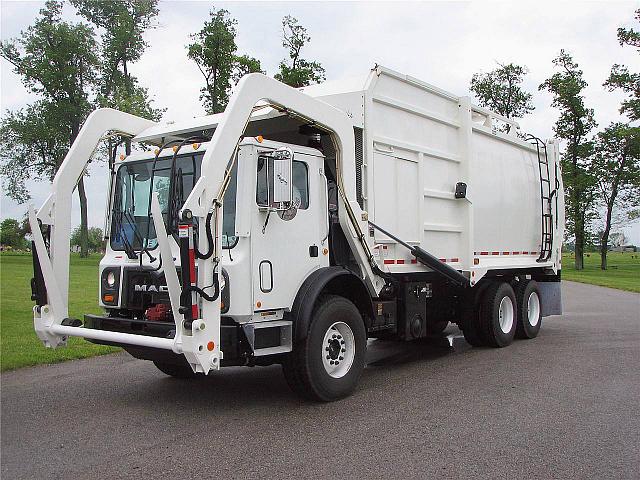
[153,361,198,379]
[282,295,367,402]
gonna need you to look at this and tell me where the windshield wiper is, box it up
[122,209,156,263]
[111,182,137,260]
[113,210,137,260]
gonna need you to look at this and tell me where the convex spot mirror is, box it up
[257,147,293,211]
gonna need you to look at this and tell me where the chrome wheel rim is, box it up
[322,321,355,378]
[498,296,514,334]
[527,292,541,327]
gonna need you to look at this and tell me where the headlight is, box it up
[101,268,120,306]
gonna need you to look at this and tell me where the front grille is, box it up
[122,268,169,310]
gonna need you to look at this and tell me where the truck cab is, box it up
[93,137,333,365]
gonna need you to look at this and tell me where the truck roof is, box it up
[133,65,519,145]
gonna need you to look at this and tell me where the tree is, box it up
[591,124,640,269]
[0,218,28,249]
[275,15,325,88]
[70,0,163,121]
[604,9,639,121]
[1,1,99,257]
[609,231,627,248]
[189,8,234,114]
[470,63,534,132]
[540,50,597,270]
[0,101,71,203]
[1,2,162,258]
[71,226,104,252]
[232,54,264,85]
[187,8,263,114]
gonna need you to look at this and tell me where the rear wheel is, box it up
[153,361,198,379]
[461,283,489,347]
[282,295,367,402]
[515,280,542,339]
[478,282,517,348]
[461,311,485,346]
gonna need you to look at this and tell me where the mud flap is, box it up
[539,281,562,317]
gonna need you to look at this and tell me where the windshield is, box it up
[110,152,238,252]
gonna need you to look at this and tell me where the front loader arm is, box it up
[30,108,155,347]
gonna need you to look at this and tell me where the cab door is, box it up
[251,149,328,312]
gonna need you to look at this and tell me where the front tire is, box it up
[515,280,542,339]
[282,295,367,402]
[153,361,198,379]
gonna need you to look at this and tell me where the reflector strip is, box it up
[189,249,196,281]
[474,251,541,256]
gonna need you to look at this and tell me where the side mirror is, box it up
[271,147,293,205]
[257,147,293,211]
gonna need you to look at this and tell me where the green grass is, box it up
[0,252,118,372]
[562,251,640,293]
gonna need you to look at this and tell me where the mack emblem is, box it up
[134,284,168,293]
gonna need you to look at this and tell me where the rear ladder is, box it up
[525,135,555,262]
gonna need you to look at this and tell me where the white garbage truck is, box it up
[29,66,564,401]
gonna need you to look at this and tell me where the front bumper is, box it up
[84,314,249,365]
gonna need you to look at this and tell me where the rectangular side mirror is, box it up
[257,147,293,210]
[272,148,292,204]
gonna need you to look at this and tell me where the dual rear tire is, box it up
[462,279,542,347]
[514,280,542,339]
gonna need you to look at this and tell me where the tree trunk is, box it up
[574,231,584,270]
[573,192,584,270]
[600,204,614,270]
[78,176,89,258]
[599,240,608,270]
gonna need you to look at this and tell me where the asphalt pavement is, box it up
[2,281,639,479]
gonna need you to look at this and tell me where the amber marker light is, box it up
[256,301,262,308]
[256,135,264,143]
[119,153,126,160]
[103,294,114,302]
[192,143,200,150]
[207,341,215,351]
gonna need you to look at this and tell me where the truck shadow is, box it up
[125,331,470,410]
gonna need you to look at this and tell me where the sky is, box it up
[1,0,639,243]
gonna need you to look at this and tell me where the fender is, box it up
[288,266,374,342]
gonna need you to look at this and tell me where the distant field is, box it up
[0,253,118,371]
[561,251,640,293]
